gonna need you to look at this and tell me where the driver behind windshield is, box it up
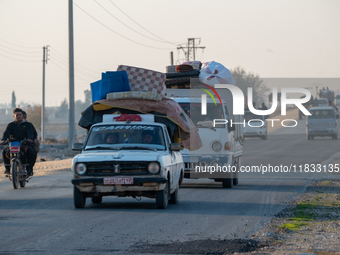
[104,133,119,144]
[142,130,156,144]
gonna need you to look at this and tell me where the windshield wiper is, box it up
[116,146,158,151]
[85,146,119,151]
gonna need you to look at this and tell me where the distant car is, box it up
[243,111,267,140]
[306,107,339,140]
[317,98,328,107]
[336,95,340,106]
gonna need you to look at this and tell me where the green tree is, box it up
[231,66,268,108]
[11,91,16,109]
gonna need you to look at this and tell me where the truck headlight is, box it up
[148,162,160,174]
[212,142,222,152]
[75,163,87,175]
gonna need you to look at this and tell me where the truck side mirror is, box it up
[336,114,339,119]
[170,143,181,151]
[72,143,83,151]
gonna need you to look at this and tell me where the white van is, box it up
[167,87,243,189]
[243,111,268,140]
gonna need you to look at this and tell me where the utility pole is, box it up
[41,45,49,143]
[170,51,174,65]
[177,38,205,61]
[68,0,75,148]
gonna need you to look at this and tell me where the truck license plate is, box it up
[103,177,134,185]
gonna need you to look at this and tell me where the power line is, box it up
[0,46,41,58]
[108,0,184,45]
[0,42,41,54]
[50,55,98,80]
[0,52,41,62]
[73,2,174,50]
[51,47,100,75]
[50,60,93,83]
[95,0,178,45]
[0,38,41,49]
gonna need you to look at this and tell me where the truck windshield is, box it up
[85,125,166,151]
[309,109,335,119]
[179,103,225,128]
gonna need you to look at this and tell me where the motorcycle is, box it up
[3,140,32,189]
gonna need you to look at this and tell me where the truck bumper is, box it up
[72,177,167,193]
[308,129,337,136]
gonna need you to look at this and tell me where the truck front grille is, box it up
[86,161,148,175]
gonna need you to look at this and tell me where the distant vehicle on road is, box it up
[336,95,340,106]
[317,98,328,107]
[306,107,339,140]
[243,111,267,140]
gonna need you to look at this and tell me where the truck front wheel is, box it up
[156,181,169,209]
[222,174,233,188]
[74,186,86,208]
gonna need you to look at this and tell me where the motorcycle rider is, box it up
[1,108,36,176]
[22,111,40,153]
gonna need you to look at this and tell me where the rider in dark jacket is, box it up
[1,108,36,176]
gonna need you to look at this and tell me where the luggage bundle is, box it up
[165,61,236,89]
[90,65,166,103]
[89,61,236,104]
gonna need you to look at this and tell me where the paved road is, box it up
[0,118,339,254]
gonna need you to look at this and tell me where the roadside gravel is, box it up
[246,178,340,254]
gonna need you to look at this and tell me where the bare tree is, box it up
[231,66,268,108]
[27,105,48,130]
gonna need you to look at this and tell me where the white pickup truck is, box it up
[71,114,184,209]
[167,83,243,188]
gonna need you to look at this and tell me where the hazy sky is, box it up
[1,0,339,107]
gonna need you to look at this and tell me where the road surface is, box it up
[0,117,339,254]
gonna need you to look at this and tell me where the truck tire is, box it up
[222,173,233,188]
[156,181,169,209]
[233,158,240,186]
[169,188,179,204]
[74,186,86,209]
